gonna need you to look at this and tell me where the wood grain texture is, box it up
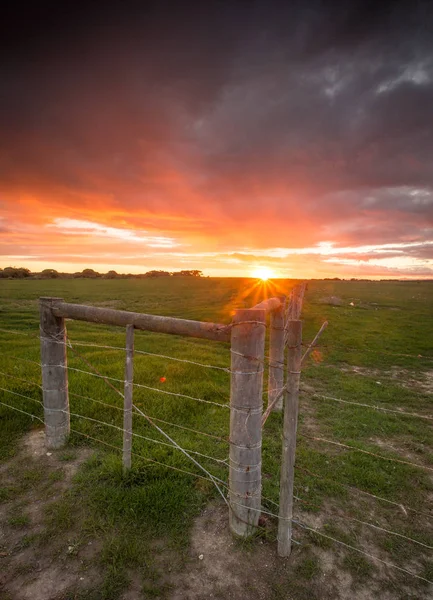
[268,296,286,412]
[229,308,266,537]
[52,301,230,342]
[278,319,302,557]
[39,297,70,449]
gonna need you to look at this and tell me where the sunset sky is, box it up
[1,1,432,278]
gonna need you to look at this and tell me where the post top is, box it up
[252,297,282,312]
[232,308,266,324]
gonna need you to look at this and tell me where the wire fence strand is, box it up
[292,519,433,585]
[0,400,44,422]
[312,393,433,421]
[0,386,43,406]
[296,466,433,519]
[69,428,227,485]
[58,364,231,409]
[0,370,42,388]
[300,433,433,472]
[2,326,433,360]
[68,390,229,443]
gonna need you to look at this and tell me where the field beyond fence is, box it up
[0,277,432,600]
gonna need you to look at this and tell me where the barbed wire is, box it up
[0,392,228,488]
[59,333,234,410]
[291,492,433,549]
[53,335,233,507]
[227,496,433,583]
[66,408,229,468]
[0,366,229,442]
[9,327,229,412]
[132,402,229,507]
[0,328,39,336]
[1,327,269,373]
[306,344,433,361]
[292,519,433,585]
[0,386,43,406]
[2,326,433,361]
[51,336,234,372]
[69,428,227,485]
[0,370,42,389]
[312,393,433,421]
[270,475,433,550]
[4,369,429,481]
[66,340,232,372]
[0,399,44,422]
[60,336,231,503]
[0,327,257,373]
[0,387,229,478]
[0,354,41,366]
[296,466,433,519]
[300,433,433,472]
[67,390,229,443]
[61,364,231,409]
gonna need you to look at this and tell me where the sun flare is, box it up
[252,266,275,281]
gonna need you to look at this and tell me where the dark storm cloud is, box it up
[1,0,433,257]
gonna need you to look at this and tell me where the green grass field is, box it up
[0,277,432,599]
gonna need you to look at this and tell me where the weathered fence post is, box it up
[229,308,266,537]
[40,297,70,449]
[123,324,134,471]
[278,319,302,557]
[268,296,286,412]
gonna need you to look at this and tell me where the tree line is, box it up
[0,267,203,279]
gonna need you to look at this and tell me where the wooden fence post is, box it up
[123,324,134,471]
[40,297,70,449]
[268,296,286,412]
[229,308,266,537]
[278,319,302,557]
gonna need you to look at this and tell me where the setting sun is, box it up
[252,266,275,281]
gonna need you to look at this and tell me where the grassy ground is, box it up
[0,277,432,599]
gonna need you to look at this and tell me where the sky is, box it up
[1,0,432,278]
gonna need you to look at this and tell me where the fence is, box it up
[1,283,432,587]
[38,289,309,546]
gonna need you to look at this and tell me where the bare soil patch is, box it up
[0,429,96,600]
[167,502,422,600]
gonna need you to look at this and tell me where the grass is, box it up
[295,555,321,580]
[0,277,432,598]
[7,513,31,528]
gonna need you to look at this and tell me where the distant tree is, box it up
[81,268,100,278]
[144,270,171,278]
[104,270,118,279]
[1,266,31,278]
[41,269,59,279]
[171,270,203,277]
